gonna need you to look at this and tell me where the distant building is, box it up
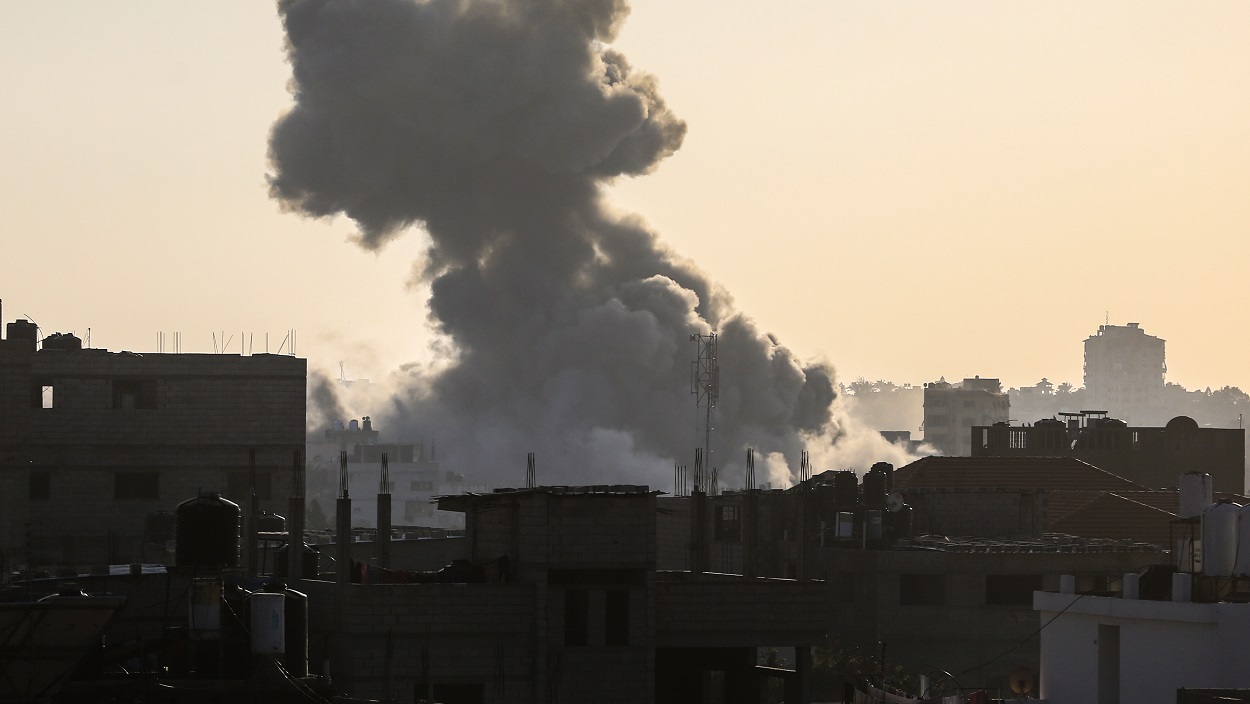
[306,418,482,530]
[0,310,306,569]
[1084,322,1166,423]
[923,377,1009,455]
[972,412,1246,492]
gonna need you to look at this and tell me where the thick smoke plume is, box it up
[270,0,914,487]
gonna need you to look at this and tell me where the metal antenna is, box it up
[694,448,704,493]
[690,333,719,477]
[380,452,390,494]
[746,448,756,491]
[800,451,811,483]
[339,450,349,499]
[526,452,536,489]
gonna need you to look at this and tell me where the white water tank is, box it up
[1179,472,1213,519]
[1202,501,1241,577]
[1235,504,1250,577]
[249,592,286,655]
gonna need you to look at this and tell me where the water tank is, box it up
[5,320,37,351]
[862,469,887,508]
[833,471,858,507]
[176,493,242,568]
[348,419,359,431]
[257,512,286,533]
[275,543,320,580]
[249,592,286,655]
[866,510,883,541]
[1236,504,1250,577]
[1202,501,1241,577]
[188,578,222,640]
[282,587,309,676]
[41,333,82,351]
[1179,472,1213,519]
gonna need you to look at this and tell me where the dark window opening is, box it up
[605,589,630,646]
[113,379,157,409]
[899,573,945,606]
[227,470,273,501]
[115,472,160,500]
[29,470,50,500]
[985,574,1042,605]
[714,505,741,541]
[564,589,589,646]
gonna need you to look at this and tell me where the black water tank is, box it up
[5,320,37,351]
[862,469,887,509]
[175,492,241,568]
[41,333,82,351]
[833,470,858,507]
[274,543,320,580]
[257,512,286,533]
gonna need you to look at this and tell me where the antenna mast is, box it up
[690,332,719,480]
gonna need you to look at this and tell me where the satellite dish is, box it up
[1009,665,1035,695]
[887,491,906,513]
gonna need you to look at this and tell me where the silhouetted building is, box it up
[1084,322,1166,423]
[923,377,1009,455]
[972,412,1246,492]
[0,311,306,568]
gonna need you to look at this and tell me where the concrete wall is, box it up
[905,488,1046,538]
[0,347,306,568]
[1036,591,1250,704]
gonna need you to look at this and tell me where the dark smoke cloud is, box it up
[270,0,905,487]
[307,370,347,434]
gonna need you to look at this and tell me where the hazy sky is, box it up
[2,1,1247,394]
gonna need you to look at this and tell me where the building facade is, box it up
[922,377,1009,456]
[0,316,306,569]
[1084,322,1166,423]
[972,412,1246,493]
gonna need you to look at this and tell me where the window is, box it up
[31,382,54,409]
[29,470,50,500]
[113,379,157,409]
[114,472,159,500]
[985,574,1041,605]
[605,589,630,645]
[564,589,589,646]
[899,574,945,606]
[714,505,741,541]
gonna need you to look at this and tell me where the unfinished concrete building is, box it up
[302,485,828,703]
[0,312,306,570]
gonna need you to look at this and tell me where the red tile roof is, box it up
[1048,493,1177,549]
[893,456,1148,492]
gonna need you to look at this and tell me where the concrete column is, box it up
[376,493,391,569]
[336,497,352,584]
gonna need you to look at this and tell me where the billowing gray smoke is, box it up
[270,0,902,487]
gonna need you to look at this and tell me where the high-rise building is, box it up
[923,377,1010,456]
[1084,323,1166,423]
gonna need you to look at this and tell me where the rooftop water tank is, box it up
[862,468,887,509]
[833,471,858,507]
[1202,501,1241,577]
[176,492,241,568]
[1236,504,1250,578]
[1179,472,1213,519]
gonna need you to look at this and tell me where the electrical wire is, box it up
[953,593,1085,678]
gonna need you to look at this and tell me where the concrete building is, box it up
[972,412,1246,492]
[1084,322,1167,423]
[306,418,482,530]
[0,312,306,570]
[302,485,829,703]
[923,377,1009,456]
[1036,581,1250,704]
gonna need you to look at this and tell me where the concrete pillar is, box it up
[1122,572,1139,600]
[336,497,352,584]
[1172,572,1192,602]
[288,451,306,583]
[376,493,391,569]
[1060,574,1076,594]
[690,490,706,575]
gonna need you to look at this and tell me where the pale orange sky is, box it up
[2,1,1247,394]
